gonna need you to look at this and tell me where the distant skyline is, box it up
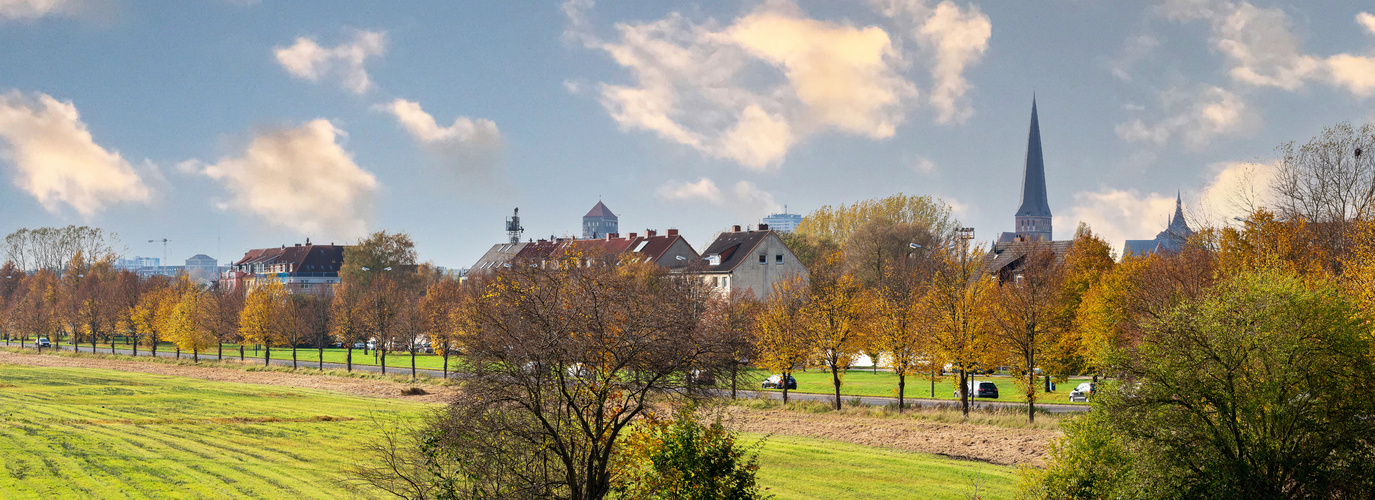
[2,0,1374,266]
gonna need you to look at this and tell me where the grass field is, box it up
[747,433,1018,499]
[2,336,465,373]
[762,368,1094,405]
[0,362,1025,498]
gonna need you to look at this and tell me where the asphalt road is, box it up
[8,341,1089,413]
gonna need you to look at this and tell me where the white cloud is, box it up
[911,156,937,175]
[1195,160,1278,225]
[382,98,504,184]
[274,30,386,94]
[656,177,780,219]
[1115,85,1257,150]
[199,119,378,237]
[657,177,723,204]
[0,0,82,20]
[1359,12,1375,35]
[0,91,151,217]
[917,1,990,123]
[1110,35,1160,81]
[570,0,988,169]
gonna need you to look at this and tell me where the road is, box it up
[7,342,1089,413]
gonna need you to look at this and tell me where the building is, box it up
[183,254,219,282]
[761,209,804,233]
[582,201,618,239]
[222,241,345,295]
[983,240,1074,284]
[697,224,807,299]
[1123,192,1196,256]
[999,98,1053,243]
[466,229,699,276]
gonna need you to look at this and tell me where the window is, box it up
[711,277,719,287]
[775,254,783,264]
[722,277,729,288]
[759,255,766,264]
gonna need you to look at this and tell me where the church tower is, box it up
[1013,98,1052,241]
[582,201,618,239]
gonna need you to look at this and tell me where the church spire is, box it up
[1016,97,1052,218]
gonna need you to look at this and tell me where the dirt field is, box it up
[0,349,458,404]
[723,406,1056,467]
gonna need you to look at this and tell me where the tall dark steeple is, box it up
[1013,97,1053,241]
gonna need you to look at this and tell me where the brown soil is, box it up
[723,406,1056,466]
[0,350,457,404]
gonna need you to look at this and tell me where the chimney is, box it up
[732,225,742,232]
[295,243,301,247]
[605,234,614,241]
[758,224,769,231]
[646,229,657,237]
[629,232,638,238]
[667,229,678,236]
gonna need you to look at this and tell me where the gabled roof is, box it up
[1016,98,1052,218]
[699,230,771,273]
[983,240,1073,278]
[584,201,616,219]
[232,243,344,273]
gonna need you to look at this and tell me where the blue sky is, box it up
[1,0,1373,268]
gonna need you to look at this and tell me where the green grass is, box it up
[4,336,465,373]
[746,433,1018,499]
[0,363,1029,498]
[0,364,433,499]
[760,368,1093,405]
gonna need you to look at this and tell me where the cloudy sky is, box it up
[1,0,1373,267]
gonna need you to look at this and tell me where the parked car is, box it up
[35,337,51,348]
[761,374,797,390]
[688,369,715,386]
[1069,382,1095,403]
[954,381,1000,399]
[351,342,366,350]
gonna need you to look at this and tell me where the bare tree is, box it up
[3,226,121,272]
[1272,122,1375,272]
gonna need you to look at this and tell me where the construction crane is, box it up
[148,238,172,269]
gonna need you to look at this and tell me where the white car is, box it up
[1069,382,1095,402]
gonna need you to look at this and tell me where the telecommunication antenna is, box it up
[505,208,524,244]
[148,238,172,268]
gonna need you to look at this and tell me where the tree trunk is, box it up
[151,339,158,357]
[442,352,448,379]
[830,363,843,411]
[217,342,222,361]
[318,347,324,370]
[264,345,270,366]
[380,349,387,375]
[930,369,935,398]
[193,348,199,363]
[960,369,970,418]
[291,345,297,369]
[346,347,352,372]
[898,373,906,414]
[730,364,738,399]
[175,346,180,359]
[410,349,416,379]
[132,337,138,357]
[239,344,244,361]
[782,371,790,406]
[1028,368,1036,424]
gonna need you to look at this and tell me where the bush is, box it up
[615,405,768,500]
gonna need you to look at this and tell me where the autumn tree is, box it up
[130,276,172,357]
[802,251,873,411]
[240,280,288,366]
[330,283,366,372]
[0,261,21,344]
[12,270,60,347]
[871,247,939,411]
[166,287,216,362]
[795,193,956,245]
[1272,122,1375,273]
[361,274,405,374]
[1044,224,1116,379]
[988,242,1064,423]
[201,283,244,360]
[924,244,995,417]
[702,290,760,398]
[421,278,464,378]
[399,253,722,498]
[751,274,812,406]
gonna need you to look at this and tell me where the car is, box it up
[954,381,1000,399]
[351,342,366,350]
[761,374,797,390]
[1069,382,1096,403]
[35,337,51,348]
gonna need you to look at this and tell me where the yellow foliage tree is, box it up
[922,246,995,418]
[239,280,287,366]
[802,251,873,411]
[751,274,812,405]
[165,288,216,362]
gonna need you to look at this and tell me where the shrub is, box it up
[615,405,768,500]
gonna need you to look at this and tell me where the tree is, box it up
[871,252,937,412]
[1044,224,1115,380]
[131,277,172,357]
[202,283,244,361]
[3,225,120,272]
[330,283,366,372]
[421,278,463,378]
[988,242,1063,423]
[701,290,759,399]
[1031,269,1375,499]
[408,252,722,499]
[166,288,215,362]
[240,280,287,366]
[751,274,812,406]
[802,251,872,411]
[923,245,995,418]
[794,193,956,245]
[614,405,766,500]
[1272,122,1375,273]
[361,274,404,374]
[340,230,420,290]
[0,261,21,344]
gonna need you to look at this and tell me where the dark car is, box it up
[761,374,797,390]
[954,381,999,399]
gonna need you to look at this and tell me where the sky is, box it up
[1,0,1374,268]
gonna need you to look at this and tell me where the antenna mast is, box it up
[506,208,524,244]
